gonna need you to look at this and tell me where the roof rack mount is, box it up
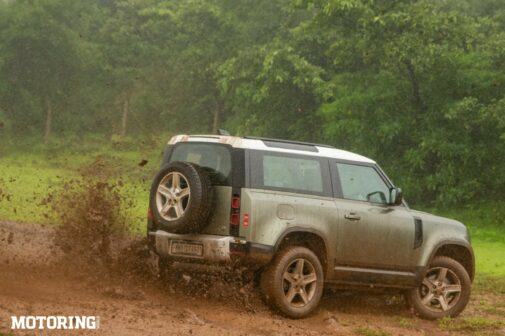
[244,136,335,149]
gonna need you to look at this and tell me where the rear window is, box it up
[169,143,232,185]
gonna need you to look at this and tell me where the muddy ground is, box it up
[0,220,504,336]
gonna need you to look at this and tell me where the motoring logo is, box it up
[11,316,100,330]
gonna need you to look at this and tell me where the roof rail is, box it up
[244,136,335,149]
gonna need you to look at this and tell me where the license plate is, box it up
[170,241,204,257]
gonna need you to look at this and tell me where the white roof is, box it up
[168,134,375,164]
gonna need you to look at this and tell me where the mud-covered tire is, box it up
[260,246,324,319]
[408,256,471,320]
[149,161,213,234]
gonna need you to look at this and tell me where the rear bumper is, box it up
[148,230,274,266]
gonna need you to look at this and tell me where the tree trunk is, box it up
[404,59,426,113]
[121,95,129,137]
[212,97,225,134]
[212,106,220,134]
[44,96,52,144]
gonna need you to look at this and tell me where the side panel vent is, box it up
[414,217,423,249]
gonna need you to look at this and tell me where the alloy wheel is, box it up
[282,258,318,308]
[417,266,462,312]
[156,172,191,220]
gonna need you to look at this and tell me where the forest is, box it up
[1,0,504,208]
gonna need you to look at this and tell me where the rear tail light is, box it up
[231,196,241,209]
[243,213,249,227]
[229,193,241,236]
[230,213,240,225]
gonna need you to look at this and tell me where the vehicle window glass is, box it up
[263,155,323,193]
[336,163,390,204]
[170,144,231,184]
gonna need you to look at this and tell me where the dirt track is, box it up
[1,221,504,336]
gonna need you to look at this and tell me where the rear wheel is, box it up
[408,256,471,320]
[261,246,324,318]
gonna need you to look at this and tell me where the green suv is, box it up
[147,134,474,319]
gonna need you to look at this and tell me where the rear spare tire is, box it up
[149,161,213,233]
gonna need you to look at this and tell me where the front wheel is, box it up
[408,256,471,320]
[260,246,324,319]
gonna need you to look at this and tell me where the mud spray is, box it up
[45,158,145,277]
[45,157,260,310]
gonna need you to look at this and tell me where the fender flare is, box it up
[424,240,475,282]
[274,226,329,252]
[273,226,331,274]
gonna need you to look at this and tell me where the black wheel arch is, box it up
[426,240,475,282]
[273,227,330,278]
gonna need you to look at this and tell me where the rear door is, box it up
[330,161,417,284]
[167,142,241,236]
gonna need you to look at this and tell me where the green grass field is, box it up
[1,143,504,285]
[0,142,160,232]
[433,206,505,280]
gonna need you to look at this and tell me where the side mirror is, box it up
[389,187,403,206]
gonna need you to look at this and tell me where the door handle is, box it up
[344,213,361,221]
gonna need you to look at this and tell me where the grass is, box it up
[0,162,71,223]
[480,302,505,317]
[439,316,504,334]
[0,139,161,232]
[473,240,505,278]
[354,326,392,336]
[430,205,505,292]
[396,317,416,329]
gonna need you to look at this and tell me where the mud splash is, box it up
[158,263,263,312]
[44,157,151,279]
[53,180,125,267]
[43,157,259,310]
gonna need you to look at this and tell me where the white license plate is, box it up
[170,241,204,257]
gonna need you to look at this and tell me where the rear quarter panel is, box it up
[239,188,337,254]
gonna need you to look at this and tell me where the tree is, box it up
[293,0,505,205]
[0,0,92,142]
[98,0,153,137]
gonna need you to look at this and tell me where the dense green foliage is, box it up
[1,0,504,207]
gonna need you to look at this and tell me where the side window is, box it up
[262,155,323,193]
[336,163,390,204]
